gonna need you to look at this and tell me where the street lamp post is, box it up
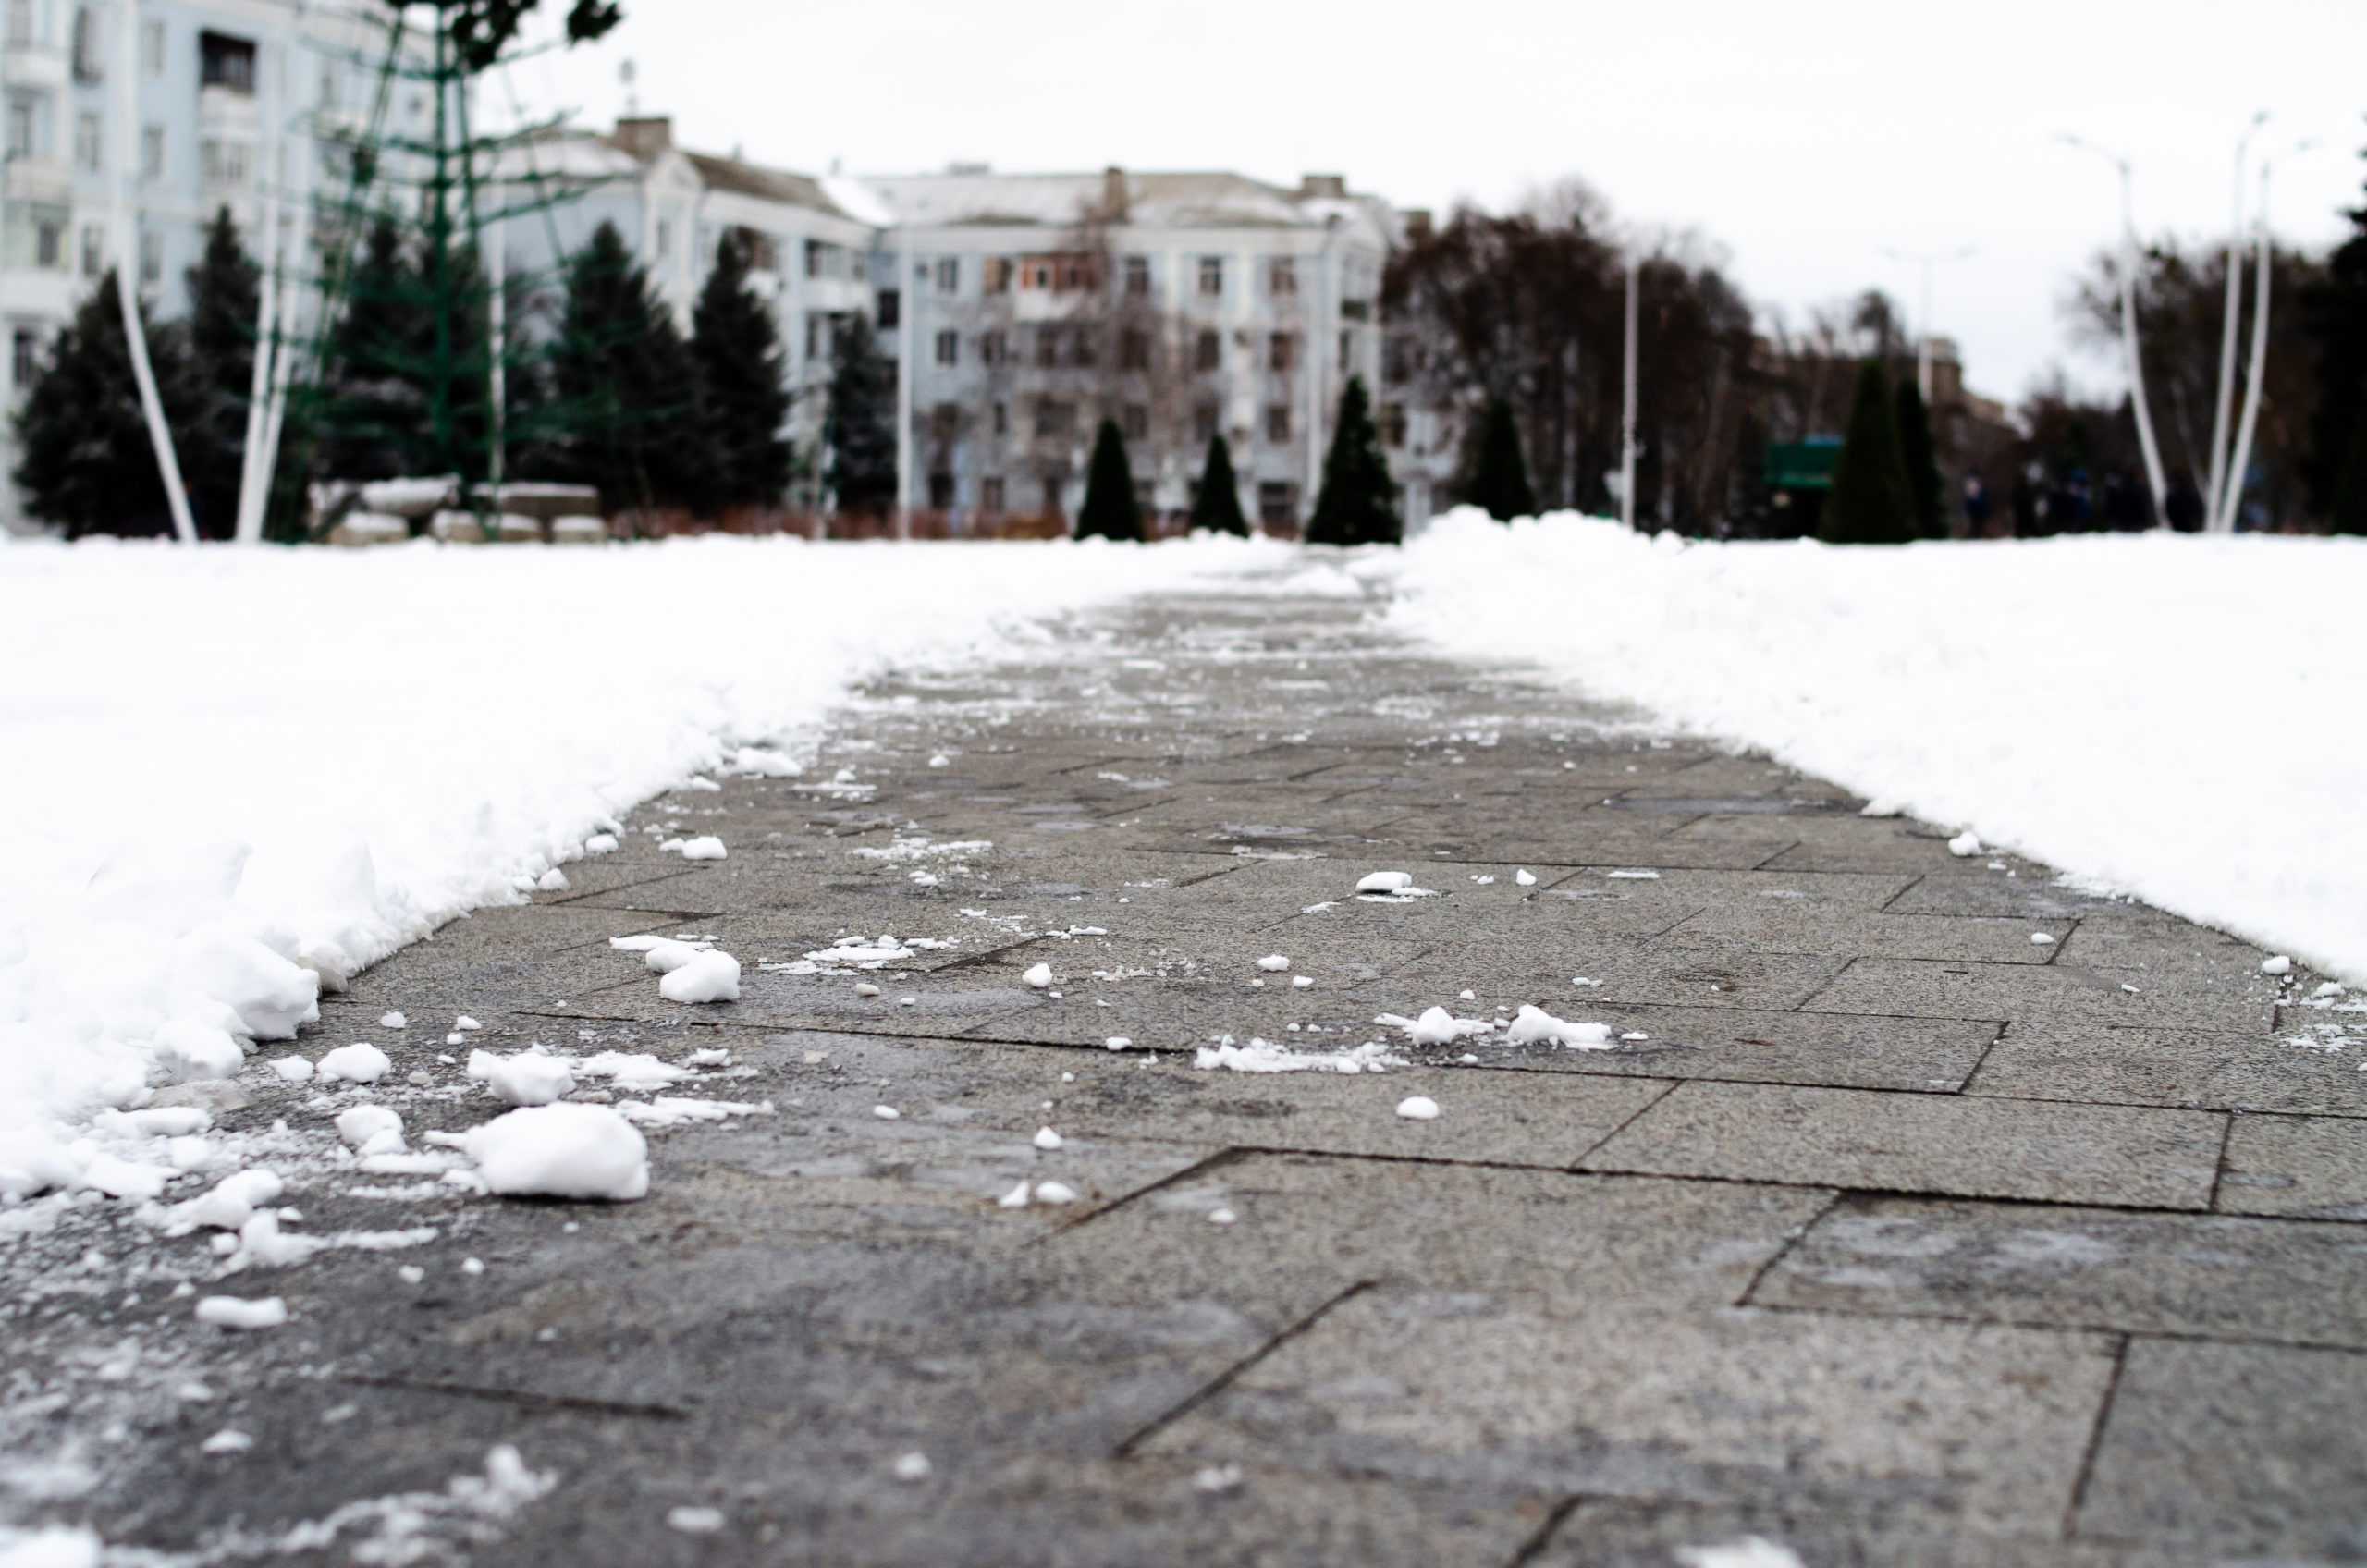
[1619,253,1638,531]
[2206,112,2271,528]
[1880,244,1977,402]
[2061,136,2169,526]
[2215,141,2318,534]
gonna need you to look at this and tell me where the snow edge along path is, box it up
[1368,508,2367,981]
[0,533,1288,1166]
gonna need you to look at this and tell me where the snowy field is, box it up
[0,533,1278,1165]
[1369,509,2366,982]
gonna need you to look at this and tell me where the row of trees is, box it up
[12,213,796,537]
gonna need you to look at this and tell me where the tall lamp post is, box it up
[2061,136,2168,526]
[1619,252,1637,531]
[2214,140,2318,534]
[1880,244,1976,402]
[2205,112,2271,529]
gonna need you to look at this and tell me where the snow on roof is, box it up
[818,174,897,228]
[862,170,1348,232]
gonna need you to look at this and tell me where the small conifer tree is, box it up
[2334,374,2367,535]
[1894,377,1945,538]
[11,272,195,537]
[549,219,712,516]
[1076,419,1144,540]
[1189,433,1247,535]
[692,230,791,511]
[1306,376,1401,545]
[1820,360,1917,544]
[1464,398,1537,521]
[823,312,896,519]
[181,206,259,538]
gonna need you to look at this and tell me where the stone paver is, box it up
[5,573,2359,1567]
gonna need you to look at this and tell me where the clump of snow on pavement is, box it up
[0,533,1282,1173]
[1502,1004,1614,1049]
[1195,1036,1404,1073]
[1375,511,2367,979]
[460,1103,649,1201]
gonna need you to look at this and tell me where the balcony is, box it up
[1,43,66,91]
[3,153,69,202]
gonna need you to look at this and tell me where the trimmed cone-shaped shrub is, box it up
[11,270,196,538]
[693,229,792,510]
[1820,360,1917,544]
[1465,398,1537,521]
[1189,433,1248,535]
[1076,419,1143,541]
[182,206,258,538]
[2335,374,2367,535]
[1306,376,1401,545]
[1895,377,1945,538]
[823,312,895,518]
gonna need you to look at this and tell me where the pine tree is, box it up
[824,311,896,518]
[181,206,259,538]
[1820,360,1917,544]
[1306,376,1401,545]
[2334,374,2367,534]
[547,219,711,515]
[1076,419,1143,541]
[1894,377,1945,538]
[1464,398,1537,521]
[317,216,429,481]
[11,272,195,537]
[1189,433,1247,535]
[691,230,791,510]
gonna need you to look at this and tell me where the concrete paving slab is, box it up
[1801,955,2277,1033]
[2216,1113,2367,1219]
[1415,1004,1996,1093]
[1533,1495,2167,1568]
[1583,1082,2225,1208]
[1968,1024,2367,1116]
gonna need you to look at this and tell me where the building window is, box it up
[1123,255,1149,296]
[980,476,1005,512]
[141,125,164,178]
[70,6,102,81]
[1383,335,1411,385]
[1036,328,1059,369]
[984,257,1012,294]
[1269,333,1297,373]
[199,31,257,95]
[74,113,99,173]
[1070,327,1095,368]
[1193,404,1218,445]
[1257,483,1295,525]
[1380,401,1407,448]
[934,256,958,293]
[1196,256,1223,296]
[979,329,1005,366]
[1122,404,1148,441]
[928,472,955,508]
[1041,476,1064,517]
[1195,329,1220,372]
[929,402,958,441]
[876,288,898,328]
[36,221,60,269]
[1035,400,1075,438]
[201,139,251,188]
[140,228,161,283]
[1264,405,1291,443]
[1339,329,1352,374]
[1269,257,1297,295]
[934,329,958,366]
[318,59,337,108]
[804,312,823,359]
[654,218,671,259]
[12,328,38,389]
[3,0,31,47]
[6,98,33,160]
[79,224,102,277]
[1119,329,1149,372]
[141,18,165,75]
[992,401,1007,435]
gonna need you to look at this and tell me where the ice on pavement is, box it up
[462,1104,649,1201]
[1355,871,1413,892]
[1196,1036,1404,1073]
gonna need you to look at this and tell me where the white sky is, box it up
[504,0,2367,409]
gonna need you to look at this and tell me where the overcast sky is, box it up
[506,0,2367,407]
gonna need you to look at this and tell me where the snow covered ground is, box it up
[0,533,1280,1170]
[1370,509,2367,981]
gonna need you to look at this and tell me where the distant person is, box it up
[1961,473,1990,534]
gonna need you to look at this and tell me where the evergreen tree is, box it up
[1188,433,1247,535]
[1306,376,1401,545]
[1894,377,1945,538]
[1076,418,1143,540]
[1820,360,1917,544]
[691,230,791,510]
[1463,398,1537,521]
[2333,374,2367,534]
[824,311,896,518]
[317,216,431,481]
[11,272,195,537]
[181,206,259,538]
[547,219,711,515]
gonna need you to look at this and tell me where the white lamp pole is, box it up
[2062,136,2167,526]
[1619,253,1637,530]
[112,0,197,543]
[2205,112,2270,526]
[894,229,911,540]
[2216,142,2317,534]
[1881,244,1976,402]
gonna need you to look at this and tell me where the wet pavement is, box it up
[6,570,2361,1566]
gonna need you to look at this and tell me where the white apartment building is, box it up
[0,0,417,533]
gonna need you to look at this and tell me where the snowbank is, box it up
[0,533,1282,1155]
[1374,510,2367,979]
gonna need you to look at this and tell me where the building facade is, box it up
[1,0,412,533]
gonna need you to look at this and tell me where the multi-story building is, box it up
[0,0,416,533]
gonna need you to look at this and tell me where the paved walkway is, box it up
[13,573,2365,1565]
